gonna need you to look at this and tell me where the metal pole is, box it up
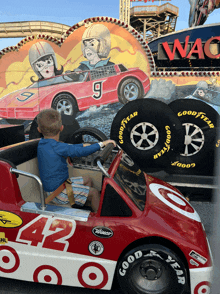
[10,168,46,210]
[210,135,220,292]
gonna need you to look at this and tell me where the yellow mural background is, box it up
[0,21,150,99]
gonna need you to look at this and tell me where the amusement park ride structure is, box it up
[0,0,177,44]
[120,0,178,41]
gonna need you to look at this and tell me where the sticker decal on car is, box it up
[16,215,76,251]
[189,250,207,265]
[78,262,109,289]
[0,211,23,228]
[149,183,201,222]
[89,241,104,256]
[0,232,8,244]
[92,226,113,238]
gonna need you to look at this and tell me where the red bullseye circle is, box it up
[150,183,201,222]
[44,275,52,283]
[194,281,210,294]
[78,262,108,289]
[2,256,10,263]
[0,246,20,273]
[159,188,194,213]
[33,265,62,285]
[89,273,97,280]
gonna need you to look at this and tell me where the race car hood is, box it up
[143,174,211,254]
[146,174,201,223]
[0,86,38,108]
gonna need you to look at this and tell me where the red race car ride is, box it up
[0,138,213,294]
[0,64,150,120]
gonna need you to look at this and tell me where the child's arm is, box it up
[83,140,116,148]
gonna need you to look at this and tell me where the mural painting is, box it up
[0,18,220,176]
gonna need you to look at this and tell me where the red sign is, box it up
[160,35,220,60]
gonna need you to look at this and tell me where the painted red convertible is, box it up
[0,64,150,120]
[0,137,213,294]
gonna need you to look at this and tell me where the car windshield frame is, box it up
[29,72,89,89]
[113,153,147,211]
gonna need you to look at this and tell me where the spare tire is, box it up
[68,127,108,144]
[168,98,219,175]
[110,99,183,170]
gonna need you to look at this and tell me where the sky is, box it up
[0,0,220,50]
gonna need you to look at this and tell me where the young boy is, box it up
[37,108,115,212]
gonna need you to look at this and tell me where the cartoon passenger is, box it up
[29,41,63,82]
[76,24,114,71]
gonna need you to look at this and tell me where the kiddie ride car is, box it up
[0,139,213,294]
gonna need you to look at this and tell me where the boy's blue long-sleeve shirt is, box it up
[37,138,100,192]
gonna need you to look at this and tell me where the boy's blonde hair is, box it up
[37,109,62,137]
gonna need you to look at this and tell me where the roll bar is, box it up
[10,168,46,210]
[94,143,115,177]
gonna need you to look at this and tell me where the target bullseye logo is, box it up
[33,265,62,285]
[149,183,201,222]
[78,262,108,289]
[0,246,20,273]
[194,281,210,294]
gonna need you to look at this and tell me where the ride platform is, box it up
[130,3,179,41]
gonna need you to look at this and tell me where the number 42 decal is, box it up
[16,216,76,252]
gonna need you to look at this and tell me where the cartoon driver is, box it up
[29,41,63,82]
[76,24,114,71]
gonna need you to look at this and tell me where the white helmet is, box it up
[81,24,111,58]
[29,41,57,78]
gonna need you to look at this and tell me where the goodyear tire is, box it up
[110,99,183,169]
[117,244,188,294]
[52,93,78,118]
[168,99,219,175]
[118,78,143,104]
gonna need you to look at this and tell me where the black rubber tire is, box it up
[118,78,143,104]
[68,127,108,144]
[110,99,183,169]
[168,99,219,175]
[29,113,81,141]
[5,119,25,125]
[29,117,42,140]
[117,244,188,294]
[52,93,78,118]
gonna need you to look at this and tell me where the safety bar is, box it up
[97,161,111,178]
[10,168,46,210]
[94,143,115,177]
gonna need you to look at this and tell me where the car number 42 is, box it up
[16,216,76,252]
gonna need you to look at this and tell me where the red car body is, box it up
[0,139,213,293]
[0,64,150,120]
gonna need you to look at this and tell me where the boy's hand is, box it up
[102,139,116,147]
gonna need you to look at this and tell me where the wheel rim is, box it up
[122,176,146,195]
[56,98,73,115]
[130,122,159,151]
[124,83,139,101]
[181,123,205,156]
[131,259,169,293]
